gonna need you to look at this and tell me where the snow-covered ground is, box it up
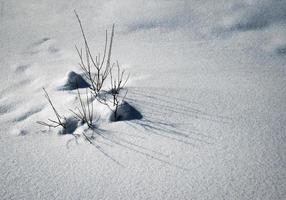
[1,0,286,199]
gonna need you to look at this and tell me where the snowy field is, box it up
[1,0,286,199]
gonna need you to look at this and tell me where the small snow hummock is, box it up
[58,71,90,90]
[109,101,143,122]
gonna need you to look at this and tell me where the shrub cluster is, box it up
[37,11,130,141]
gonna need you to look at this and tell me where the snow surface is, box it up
[1,0,286,199]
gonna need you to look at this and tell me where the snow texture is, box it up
[0,0,286,200]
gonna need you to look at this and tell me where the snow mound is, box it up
[274,44,286,56]
[109,101,143,122]
[58,71,90,90]
[58,117,79,135]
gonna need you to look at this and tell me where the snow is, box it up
[1,0,286,199]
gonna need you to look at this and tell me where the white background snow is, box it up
[0,0,286,199]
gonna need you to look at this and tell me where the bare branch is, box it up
[37,88,67,129]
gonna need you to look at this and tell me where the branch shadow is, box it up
[123,87,233,146]
[65,128,124,167]
[63,86,233,171]
[65,126,191,171]
[128,87,233,124]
